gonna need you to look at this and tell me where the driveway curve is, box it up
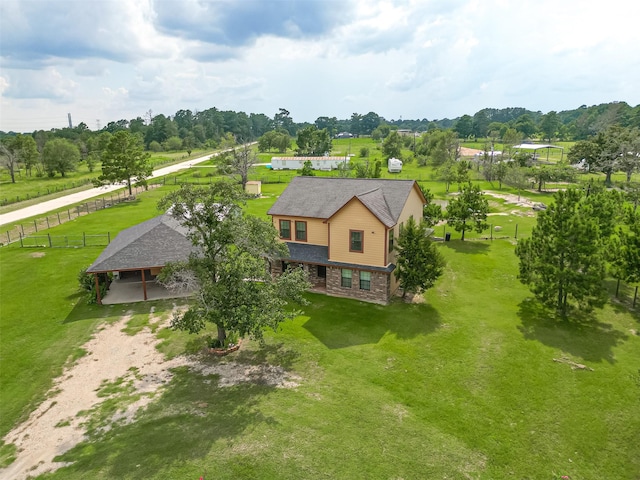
[0,151,219,227]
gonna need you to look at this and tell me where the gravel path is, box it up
[0,152,219,227]
[0,306,298,480]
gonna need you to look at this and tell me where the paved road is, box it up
[0,152,218,227]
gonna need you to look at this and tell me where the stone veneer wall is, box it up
[271,261,325,287]
[326,267,390,304]
[304,264,326,287]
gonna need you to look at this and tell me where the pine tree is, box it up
[395,216,445,298]
[515,188,608,316]
[445,182,489,240]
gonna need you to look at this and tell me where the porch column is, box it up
[94,273,102,305]
[141,269,148,301]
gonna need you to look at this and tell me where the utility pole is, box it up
[67,113,73,129]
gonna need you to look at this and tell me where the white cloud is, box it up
[1,0,639,131]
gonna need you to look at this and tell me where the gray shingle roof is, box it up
[86,214,196,273]
[285,242,395,273]
[267,177,421,227]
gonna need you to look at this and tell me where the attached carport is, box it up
[86,214,196,304]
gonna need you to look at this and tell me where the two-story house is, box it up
[267,177,426,304]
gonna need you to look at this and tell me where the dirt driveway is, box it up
[0,305,298,480]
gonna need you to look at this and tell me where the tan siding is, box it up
[270,215,328,245]
[388,186,426,266]
[328,199,387,267]
[389,185,425,293]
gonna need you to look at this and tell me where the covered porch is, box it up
[101,275,192,304]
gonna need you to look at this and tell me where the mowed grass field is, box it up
[0,159,639,478]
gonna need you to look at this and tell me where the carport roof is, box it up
[86,214,196,273]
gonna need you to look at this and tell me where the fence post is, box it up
[20,224,24,236]
[86,203,90,214]
[6,231,10,244]
[108,232,111,243]
[48,233,52,247]
[34,220,38,232]
[19,232,23,247]
[68,209,71,220]
[46,217,50,229]
[634,286,638,308]
[57,212,61,225]
[83,232,86,247]
[514,224,518,240]
[490,224,493,241]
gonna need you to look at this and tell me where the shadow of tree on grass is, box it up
[54,367,277,479]
[517,297,628,364]
[441,239,490,255]
[302,294,441,349]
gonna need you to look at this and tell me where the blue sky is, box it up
[1,0,639,132]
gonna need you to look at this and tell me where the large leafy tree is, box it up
[96,131,152,195]
[538,111,560,142]
[616,127,640,183]
[296,126,331,156]
[515,188,608,317]
[381,130,403,160]
[453,114,474,139]
[609,209,640,295]
[445,182,489,240]
[395,216,445,298]
[42,138,80,177]
[8,134,40,178]
[157,182,310,344]
[258,130,290,153]
[416,129,460,167]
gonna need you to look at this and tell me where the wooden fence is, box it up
[2,184,155,246]
[19,232,111,248]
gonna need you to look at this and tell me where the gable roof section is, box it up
[86,214,196,273]
[267,177,422,226]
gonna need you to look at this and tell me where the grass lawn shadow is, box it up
[55,366,277,478]
[302,294,441,349]
[517,297,628,364]
[441,239,490,255]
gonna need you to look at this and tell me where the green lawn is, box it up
[1,172,639,479]
[0,148,213,213]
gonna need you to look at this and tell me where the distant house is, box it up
[86,214,196,304]
[267,177,426,304]
[335,132,354,139]
[271,156,349,171]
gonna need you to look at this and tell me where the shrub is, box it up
[78,268,111,304]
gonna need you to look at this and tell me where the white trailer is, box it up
[270,156,349,171]
[387,157,403,173]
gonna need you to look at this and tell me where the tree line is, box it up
[2,101,640,185]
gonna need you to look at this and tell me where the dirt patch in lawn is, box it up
[0,306,298,480]
[483,191,537,208]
